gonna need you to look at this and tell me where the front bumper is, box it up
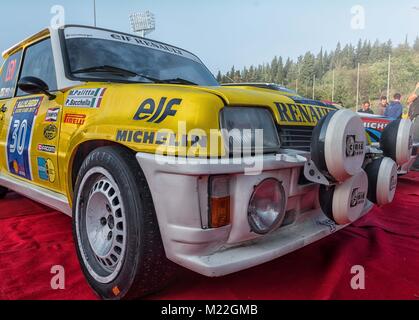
[136,152,373,277]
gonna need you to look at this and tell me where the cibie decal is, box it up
[44,124,58,140]
[350,188,366,208]
[45,108,60,122]
[390,175,397,191]
[65,88,106,108]
[133,98,182,124]
[37,144,56,154]
[345,135,364,157]
[37,157,56,183]
[6,97,43,180]
[64,113,86,125]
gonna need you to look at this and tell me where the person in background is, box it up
[408,83,419,120]
[377,96,388,116]
[358,101,374,114]
[384,93,404,119]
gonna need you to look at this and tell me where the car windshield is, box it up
[63,26,219,86]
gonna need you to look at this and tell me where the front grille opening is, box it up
[280,126,314,152]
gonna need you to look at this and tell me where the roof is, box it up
[2,28,50,58]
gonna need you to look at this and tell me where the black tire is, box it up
[72,146,176,300]
[0,186,7,199]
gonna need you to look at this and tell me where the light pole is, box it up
[356,63,360,111]
[93,0,97,27]
[387,54,391,100]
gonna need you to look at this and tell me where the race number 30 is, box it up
[9,119,28,155]
[6,97,43,180]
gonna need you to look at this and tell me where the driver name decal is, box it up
[65,88,106,108]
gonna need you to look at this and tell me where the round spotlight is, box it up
[380,119,413,165]
[364,157,398,206]
[311,109,366,183]
[319,170,369,225]
[248,179,286,235]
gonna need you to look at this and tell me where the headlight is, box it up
[248,178,286,235]
[220,107,280,155]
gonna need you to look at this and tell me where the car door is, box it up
[2,38,63,193]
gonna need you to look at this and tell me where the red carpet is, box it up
[0,173,419,300]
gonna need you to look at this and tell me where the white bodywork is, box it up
[136,151,373,277]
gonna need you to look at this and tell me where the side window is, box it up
[17,38,57,97]
[0,50,22,100]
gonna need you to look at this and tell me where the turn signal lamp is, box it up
[209,176,231,228]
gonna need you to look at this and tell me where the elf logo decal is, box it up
[133,98,182,123]
[6,97,43,180]
[350,188,366,208]
[346,135,364,157]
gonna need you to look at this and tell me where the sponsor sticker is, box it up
[346,135,364,157]
[350,188,366,208]
[38,144,56,154]
[64,113,86,125]
[317,219,337,233]
[37,157,56,183]
[274,102,334,126]
[45,108,60,122]
[133,97,182,123]
[115,129,207,148]
[6,97,44,180]
[390,175,397,191]
[65,88,106,108]
[44,124,58,140]
[64,27,201,63]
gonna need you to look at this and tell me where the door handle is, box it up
[0,105,7,113]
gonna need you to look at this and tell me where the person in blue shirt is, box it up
[384,93,404,119]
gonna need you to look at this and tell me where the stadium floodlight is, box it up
[129,11,156,37]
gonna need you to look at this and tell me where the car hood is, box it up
[171,85,338,127]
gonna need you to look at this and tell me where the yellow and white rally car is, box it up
[0,26,414,300]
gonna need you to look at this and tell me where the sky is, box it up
[0,0,418,74]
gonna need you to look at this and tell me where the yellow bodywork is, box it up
[0,31,337,207]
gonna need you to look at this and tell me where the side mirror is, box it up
[18,76,56,100]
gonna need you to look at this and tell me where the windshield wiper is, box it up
[72,65,197,85]
[72,65,140,78]
[73,65,161,83]
[159,78,197,85]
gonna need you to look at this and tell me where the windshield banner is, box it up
[64,27,201,63]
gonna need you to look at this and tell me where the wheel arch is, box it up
[68,140,136,201]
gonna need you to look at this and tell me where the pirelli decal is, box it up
[274,102,334,126]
